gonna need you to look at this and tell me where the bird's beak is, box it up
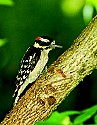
[50,44,62,49]
[53,44,63,48]
[51,40,62,49]
[49,40,62,49]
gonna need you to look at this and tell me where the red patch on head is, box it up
[35,36,41,41]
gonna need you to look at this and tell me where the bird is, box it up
[13,36,62,106]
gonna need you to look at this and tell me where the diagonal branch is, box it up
[1,15,97,125]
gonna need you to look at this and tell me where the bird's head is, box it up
[33,36,62,50]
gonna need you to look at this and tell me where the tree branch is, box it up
[1,15,97,124]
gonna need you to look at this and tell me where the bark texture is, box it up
[1,15,97,125]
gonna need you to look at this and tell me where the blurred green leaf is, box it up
[83,4,94,25]
[86,0,97,11]
[47,111,80,122]
[74,105,97,124]
[94,114,97,124]
[0,0,14,6]
[0,39,7,47]
[35,121,63,125]
[82,105,97,113]
[35,118,72,125]
[35,111,80,125]
[61,0,85,16]
[61,116,72,125]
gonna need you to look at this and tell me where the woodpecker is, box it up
[13,36,62,106]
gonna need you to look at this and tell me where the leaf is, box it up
[35,111,79,125]
[35,121,63,125]
[83,3,94,25]
[74,105,97,124]
[0,39,7,47]
[94,114,97,124]
[61,116,72,125]
[82,105,97,113]
[0,0,14,6]
[88,0,97,11]
[46,111,80,123]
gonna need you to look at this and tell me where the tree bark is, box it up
[1,15,97,125]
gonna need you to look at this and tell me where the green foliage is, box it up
[83,0,97,25]
[45,111,80,125]
[0,39,7,47]
[83,3,94,25]
[74,105,97,124]
[61,0,84,16]
[35,105,97,125]
[86,0,97,10]
[0,0,14,6]
[94,114,97,124]
[61,0,97,25]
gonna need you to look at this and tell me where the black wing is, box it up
[13,46,41,97]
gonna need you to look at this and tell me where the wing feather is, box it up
[13,46,41,97]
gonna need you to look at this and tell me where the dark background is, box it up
[0,0,97,122]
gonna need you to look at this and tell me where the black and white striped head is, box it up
[33,36,62,50]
